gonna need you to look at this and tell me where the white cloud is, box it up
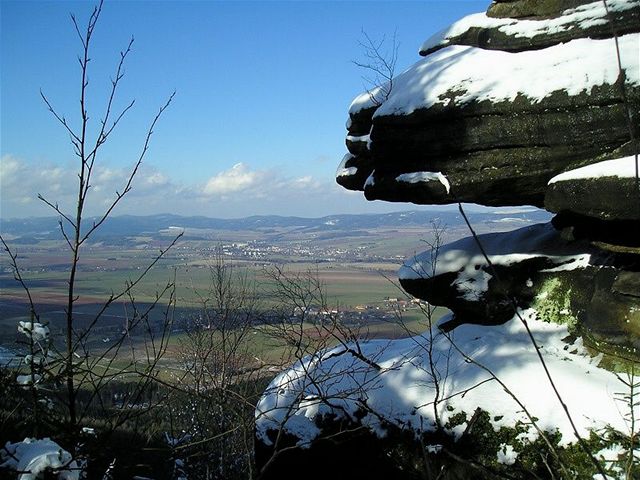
[0,155,171,217]
[0,155,21,181]
[203,163,260,195]
[0,154,408,218]
[291,175,318,189]
[144,171,169,187]
[95,167,121,184]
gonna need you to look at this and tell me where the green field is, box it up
[0,238,447,370]
[1,245,408,306]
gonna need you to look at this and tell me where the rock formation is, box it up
[257,0,640,477]
[336,0,640,353]
[400,222,640,353]
[337,0,639,219]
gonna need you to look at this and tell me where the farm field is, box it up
[0,244,427,365]
[0,211,546,369]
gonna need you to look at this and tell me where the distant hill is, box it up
[0,208,551,242]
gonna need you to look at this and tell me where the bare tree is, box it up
[167,250,263,479]
[0,0,177,455]
[254,265,391,478]
[353,29,399,107]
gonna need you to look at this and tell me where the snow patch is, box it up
[336,153,357,178]
[346,134,370,147]
[346,125,376,150]
[364,172,376,188]
[17,374,42,386]
[395,171,451,194]
[337,167,357,178]
[548,155,640,184]
[492,217,529,223]
[497,443,518,465]
[18,321,50,342]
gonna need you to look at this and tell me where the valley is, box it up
[0,208,549,361]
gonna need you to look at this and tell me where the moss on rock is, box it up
[532,277,578,329]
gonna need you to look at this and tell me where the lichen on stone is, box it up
[532,277,578,329]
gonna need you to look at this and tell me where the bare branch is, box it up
[40,90,81,144]
[80,91,176,244]
[84,36,136,178]
[36,194,76,230]
[353,29,399,106]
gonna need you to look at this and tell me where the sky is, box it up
[1,0,490,219]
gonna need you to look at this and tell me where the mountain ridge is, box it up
[0,208,551,240]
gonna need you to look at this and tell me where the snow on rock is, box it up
[336,149,374,192]
[395,171,451,194]
[18,321,50,342]
[398,221,640,352]
[419,0,640,55]
[350,34,639,117]
[545,155,640,222]
[364,172,375,188]
[399,222,590,283]
[339,0,638,213]
[1,438,80,480]
[255,309,626,450]
[548,155,640,183]
[336,167,358,178]
[345,133,370,146]
[335,154,357,178]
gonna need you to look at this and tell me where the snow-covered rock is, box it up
[255,310,629,478]
[1,438,80,480]
[400,222,640,353]
[545,155,640,224]
[420,0,640,55]
[336,0,639,224]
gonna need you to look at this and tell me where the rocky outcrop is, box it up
[255,306,628,478]
[545,155,640,223]
[337,0,640,222]
[335,0,640,356]
[400,222,640,355]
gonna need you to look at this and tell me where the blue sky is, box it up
[1,0,489,218]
